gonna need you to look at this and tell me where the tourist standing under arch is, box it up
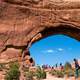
[74,58,80,80]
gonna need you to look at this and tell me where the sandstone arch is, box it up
[24,23,80,63]
[0,0,80,80]
[0,0,80,64]
[30,24,80,46]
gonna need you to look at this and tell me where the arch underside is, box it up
[24,24,80,66]
[30,24,80,46]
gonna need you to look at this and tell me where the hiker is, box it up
[74,58,80,79]
[60,63,64,71]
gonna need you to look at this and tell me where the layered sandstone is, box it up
[0,0,80,63]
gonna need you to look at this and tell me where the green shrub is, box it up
[50,70,57,76]
[56,70,64,78]
[42,70,46,79]
[50,70,64,78]
[0,63,4,71]
[9,62,19,69]
[36,66,46,80]
[23,67,29,72]
[5,62,20,80]
[25,71,34,80]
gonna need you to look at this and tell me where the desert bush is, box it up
[36,66,46,80]
[5,62,20,80]
[49,70,57,76]
[25,71,34,80]
[50,70,64,78]
[56,70,64,78]
[0,63,5,71]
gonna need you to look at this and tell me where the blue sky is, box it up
[29,34,80,66]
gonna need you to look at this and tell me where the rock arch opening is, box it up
[1,24,80,67]
[28,24,80,66]
[30,34,80,66]
[31,24,80,45]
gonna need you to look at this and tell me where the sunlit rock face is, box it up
[50,0,80,2]
[0,48,21,63]
[64,0,80,1]
[0,0,80,63]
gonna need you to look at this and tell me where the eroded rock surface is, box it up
[0,0,80,63]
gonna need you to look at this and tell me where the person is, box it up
[56,63,58,68]
[74,58,80,79]
[60,63,64,71]
[29,57,35,66]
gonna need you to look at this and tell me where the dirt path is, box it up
[43,73,75,80]
[43,73,65,80]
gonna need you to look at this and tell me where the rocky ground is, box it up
[43,72,75,80]
[0,71,76,80]
[0,71,6,80]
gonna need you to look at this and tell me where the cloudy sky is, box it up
[30,34,80,66]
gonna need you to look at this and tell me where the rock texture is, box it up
[0,0,80,63]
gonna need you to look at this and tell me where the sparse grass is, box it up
[50,70,65,78]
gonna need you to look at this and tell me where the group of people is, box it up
[41,58,80,79]
[42,63,63,70]
[21,48,80,79]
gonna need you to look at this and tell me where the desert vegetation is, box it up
[24,66,46,80]
[5,62,20,80]
[1,61,80,80]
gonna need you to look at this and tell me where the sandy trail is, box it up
[43,73,64,80]
[43,73,75,80]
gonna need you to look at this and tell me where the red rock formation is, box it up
[0,0,80,64]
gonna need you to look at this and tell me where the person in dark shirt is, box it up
[60,63,64,71]
[74,58,80,79]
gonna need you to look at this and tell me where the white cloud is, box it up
[47,50,54,53]
[42,48,65,53]
[58,48,64,52]
[42,49,54,53]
